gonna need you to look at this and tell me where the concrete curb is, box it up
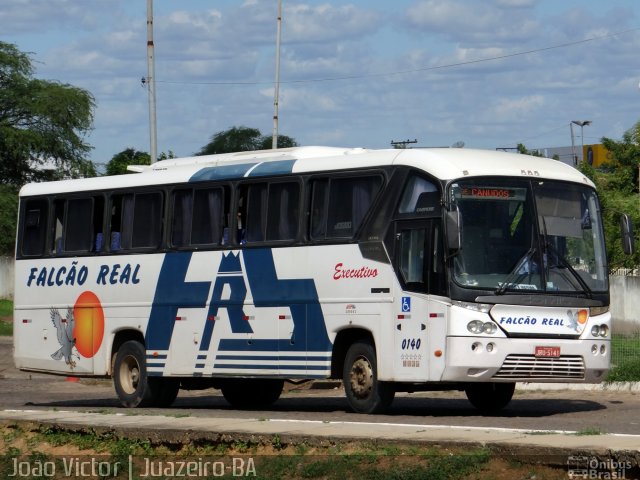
[0,409,638,467]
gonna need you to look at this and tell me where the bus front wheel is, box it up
[113,340,156,408]
[465,382,515,413]
[343,340,394,414]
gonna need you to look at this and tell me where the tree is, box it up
[0,42,96,185]
[196,126,298,155]
[106,148,151,175]
[516,143,545,157]
[105,148,176,175]
[579,123,640,270]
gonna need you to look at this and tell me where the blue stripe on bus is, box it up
[146,248,332,359]
[213,364,329,371]
[195,363,206,369]
[146,252,211,352]
[189,163,257,182]
[215,355,325,361]
[248,159,296,177]
[242,249,332,352]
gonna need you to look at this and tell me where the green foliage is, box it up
[196,125,298,155]
[0,185,18,255]
[579,154,640,271]
[106,148,151,175]
[0,41,96,186]
[516,143,545,157]
[0,299,12,316]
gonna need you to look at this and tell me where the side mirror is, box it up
[446,208,461,251]
[620,214,635,255]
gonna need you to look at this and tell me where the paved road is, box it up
[2,337,640,437]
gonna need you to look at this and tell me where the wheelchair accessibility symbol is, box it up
[401,297,411,312]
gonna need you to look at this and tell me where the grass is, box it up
[0,425,571,480]
[606,334,640,382]
[0,299,12,317]
[0,299,12,336]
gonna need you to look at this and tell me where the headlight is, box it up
[483,322,497,334]
[467,320,484,334]
[590,324,610,338]
[467,320,498,335]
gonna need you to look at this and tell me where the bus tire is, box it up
[113,340,155,408]
[220,378,284,409]
[343,340,394,414]
[148,378,180,407]
[465,382,515,413]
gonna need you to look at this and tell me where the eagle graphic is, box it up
[50,307,77,368]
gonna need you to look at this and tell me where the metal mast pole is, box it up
[272,0,282,149]
[147,0,158,163]
[570,122,577,166]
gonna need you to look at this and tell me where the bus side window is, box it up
[21,199,48,257]
[131,192,163,248]
[310,179,329,239]
[52,199,64,254]
[245,184,267,243]
[192,188,224,245]
[64,198,93,252]
[327,177,382,238]
[110,193,134,251]
[266,182,299,241]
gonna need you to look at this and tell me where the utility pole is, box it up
[390,139,417,149]
[272,0,282,149]
[146,0,158,163]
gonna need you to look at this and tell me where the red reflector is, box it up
[208,316,216,321]
[175,316,183,321]
[243,316,250,321]
[397,315,405,320]
[429,313,438,318]
[22,319,31,324]
[279,315,286,320]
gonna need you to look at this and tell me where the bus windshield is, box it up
[450,179,608,294]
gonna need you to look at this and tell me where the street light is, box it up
[571,120,592,165]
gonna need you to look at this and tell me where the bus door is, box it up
[392,219,446,381]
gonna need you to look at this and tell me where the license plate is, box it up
[535,346,561,358]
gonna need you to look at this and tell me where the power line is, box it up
[155,27,640,87]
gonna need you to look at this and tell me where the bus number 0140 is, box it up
[401,338,421,350]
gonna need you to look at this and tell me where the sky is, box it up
[1,0,639,168]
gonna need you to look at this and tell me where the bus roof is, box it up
[19,146,595,197]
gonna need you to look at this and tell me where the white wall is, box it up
[609,275,640,334]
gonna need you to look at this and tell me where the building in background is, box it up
[539,144,613,168]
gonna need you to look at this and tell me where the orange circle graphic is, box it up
[72,291,105,358]
[577,310,589,325]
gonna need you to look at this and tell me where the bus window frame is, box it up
[307,171,386,243]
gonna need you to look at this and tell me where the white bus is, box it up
[14,146,614,413]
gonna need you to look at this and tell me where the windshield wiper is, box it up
[495,247,537,295]
[544,241,593,298]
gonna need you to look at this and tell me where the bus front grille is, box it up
[493,355,585,380]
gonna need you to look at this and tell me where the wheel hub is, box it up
[350,356,373,399]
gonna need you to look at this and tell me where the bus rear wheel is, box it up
[343,340,394,414]
[220,378,284,409]
[465,382,515,413]
[113,340,156,408]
